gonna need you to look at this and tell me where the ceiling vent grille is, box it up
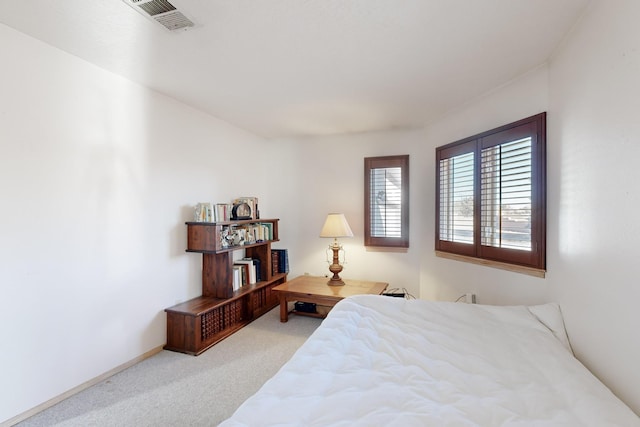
[124,0,195,32]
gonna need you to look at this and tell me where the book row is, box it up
[271,249,289,276]
[194,197,259,222]
[231,249,289,291]
[232,258,262,291]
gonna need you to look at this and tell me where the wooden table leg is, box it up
[279,294,288,322]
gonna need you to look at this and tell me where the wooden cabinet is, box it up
[164,219,286,355]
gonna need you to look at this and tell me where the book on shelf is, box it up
[216,203,232,222]
[237,263,249,286]
[271,250,279,275]
[260,222,273,240]
[232,265,243,291]
[234,259,256,285]
[194,202,236,222]
[278,249,289,273]
[236,223,272,244]
[194,199,266,224]
[251,258,262,282]
[271,249,289,275]
[241,257,262,282]
[194,202,214,222]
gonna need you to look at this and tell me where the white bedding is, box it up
[219,295,639,426]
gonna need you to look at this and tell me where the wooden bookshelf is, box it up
[164,219,286,355]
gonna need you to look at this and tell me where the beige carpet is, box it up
[17,308,320,427]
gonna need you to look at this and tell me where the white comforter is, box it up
[219,295,639,426]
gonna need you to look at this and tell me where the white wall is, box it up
[547,0,640,413]
[0,25,284,423]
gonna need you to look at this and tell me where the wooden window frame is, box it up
[364,155,409,248]
[435,113,546,273]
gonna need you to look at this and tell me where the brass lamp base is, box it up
[327,275,345,286]
[327,242,345,286]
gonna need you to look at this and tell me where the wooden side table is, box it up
[272,275,388,322]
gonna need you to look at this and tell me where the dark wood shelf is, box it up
[185,218,279,226]
[165,296,226,316]
[165,219,286,355]
[185,239,280,255]
[164,319,250,356]
[166,273,288,316]
[233,273,287,297]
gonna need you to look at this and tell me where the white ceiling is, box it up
[0,0,589,138]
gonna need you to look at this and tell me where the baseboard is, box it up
[1,345,164,427]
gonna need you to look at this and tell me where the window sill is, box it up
[435,251,546,278]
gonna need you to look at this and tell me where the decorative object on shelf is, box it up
[232,228,245,245]
[319,213,354,285]
[233,196,259,219]
[231,202,252,220]
[221,227,232,248]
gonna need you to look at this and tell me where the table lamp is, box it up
[319,213,354,285]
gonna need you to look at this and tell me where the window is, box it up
[365,155,409,248]
[436,113,546,273]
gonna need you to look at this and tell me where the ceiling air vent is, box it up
[124,0,195,32]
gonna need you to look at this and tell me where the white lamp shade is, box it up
[319,213,354,238]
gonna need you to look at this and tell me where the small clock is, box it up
[231,202,252,220]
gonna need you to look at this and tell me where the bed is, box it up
[219,295,639,426]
